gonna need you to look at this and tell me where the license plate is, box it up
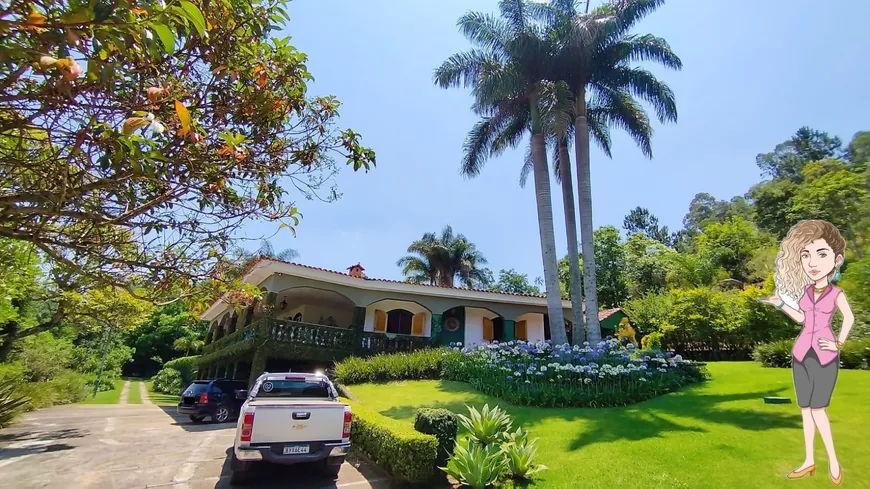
[283,445,309,455]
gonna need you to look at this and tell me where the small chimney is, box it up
[347,263,365,278]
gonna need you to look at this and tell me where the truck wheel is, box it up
[320,457,343,479]
[188,415,205,423]
[230,454,252,485]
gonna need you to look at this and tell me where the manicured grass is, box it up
[351,362,870,489]
[80,385,122,404]
[145,380,180,406]
[126,381,142,404]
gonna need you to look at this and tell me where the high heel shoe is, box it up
[787,465,816,479]
[830,467,842,486]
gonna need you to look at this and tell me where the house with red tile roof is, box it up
[198,258,577,383]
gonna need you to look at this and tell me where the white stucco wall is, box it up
[464,307,499,346]
[364,300,431,336]
[515,313,545,342]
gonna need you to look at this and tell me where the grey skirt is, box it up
[792,349,839,408]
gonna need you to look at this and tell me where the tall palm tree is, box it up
[533,0,681,343]
[397,225,491,288]
[434,0,568,343]
[519,106,621,344]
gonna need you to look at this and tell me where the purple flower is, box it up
[644,355,651,361]
[506,376,513,381]
[646,371,654,377]
[579,356,588,364]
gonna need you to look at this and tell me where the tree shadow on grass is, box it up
[377,380,801,452]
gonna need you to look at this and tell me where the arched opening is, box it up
[464,307,502,346]
[275,287,356,328]
[514,312,546,342]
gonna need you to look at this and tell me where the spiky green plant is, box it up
[440,438,506,489]
[0,378,29,427]
[502,425,530,446]
[456,404,513,446]
[502,438,548,479]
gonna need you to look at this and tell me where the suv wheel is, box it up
[213,405,230,423]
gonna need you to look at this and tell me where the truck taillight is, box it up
[240,412,255,442]
[342,410,352,439]
[198,392,208,404]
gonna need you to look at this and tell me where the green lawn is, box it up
[145,380,180,406]
[79,383,122,404]
[351,362,870,489]
[126,381,142,404]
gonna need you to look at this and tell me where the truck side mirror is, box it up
[235,389,248,400]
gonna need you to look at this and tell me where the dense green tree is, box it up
[623,232,675,297]
[397,226,491,289]
[559,226,629,309]
[0,0,375,311]
[682,193,754,232]
[694,217,771,283]
[434,0,568,342]
[746,179,799,239]
[124,302,206,377]
[756,127,844,181]
[489,269,542,296]
[623,206,673,246]
[536,0,681,344]
[847,131,870,167]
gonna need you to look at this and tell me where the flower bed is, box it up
[442,339,707,408]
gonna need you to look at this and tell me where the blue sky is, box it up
[240,0,870,283]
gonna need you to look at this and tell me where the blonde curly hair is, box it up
[774,220,846,302]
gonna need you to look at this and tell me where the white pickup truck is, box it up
[230,372,352,484]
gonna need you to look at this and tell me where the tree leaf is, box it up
[175,100,191,133]
[178,1,206,38]
[152,23,176,55]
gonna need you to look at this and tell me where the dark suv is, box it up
[177,379,248,423]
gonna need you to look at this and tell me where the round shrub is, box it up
[152,367,183,394]
[753,340,794,368]
[413,408,458,466]
[641,331,663,351]
[840,339,869,369]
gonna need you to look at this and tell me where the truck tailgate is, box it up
[250,400,346,443]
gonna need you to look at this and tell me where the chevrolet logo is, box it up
[292,424,306,430]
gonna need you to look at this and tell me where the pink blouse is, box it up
[792,284,841,366]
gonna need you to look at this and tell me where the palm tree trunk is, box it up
[530,130,567,345]
[558,139,586,345]
[573,89,602,344]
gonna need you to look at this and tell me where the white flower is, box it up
[145,29,153,40]
[584,378,592,384]
[158,0,166,8]
[149,120,165,135]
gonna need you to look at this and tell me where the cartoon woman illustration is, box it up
[759,220,855,485]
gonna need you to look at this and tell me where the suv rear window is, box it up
[255,379,332,399]
[182,382,210,396]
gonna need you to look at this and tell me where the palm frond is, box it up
[433,50,500,89]
[499,0,531,32]
[586,103,614,158]
[611,0,666,37]
[457,11,512,59]
[599,34,682,70]
[591,84,653,157]
[519,142,534,188]
[600,66,677,123]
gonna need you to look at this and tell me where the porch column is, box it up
[502,319,515,342]
[350,306,366,355]
[248,291,277,386]
[430,314,443,345]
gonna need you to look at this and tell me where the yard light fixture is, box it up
[280,298,287,310]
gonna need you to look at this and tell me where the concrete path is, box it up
[138,382,152,405]
[0,404,393,489]
[118,381,131,405]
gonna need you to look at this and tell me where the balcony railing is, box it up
[202,318,432,359]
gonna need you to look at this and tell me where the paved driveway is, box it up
[0,403,392,489]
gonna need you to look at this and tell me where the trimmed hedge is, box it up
[163,356,199,386]
[413,408,458,467]
[754,338,870,369]
[334,348,451,385]
[343,398,438,482]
